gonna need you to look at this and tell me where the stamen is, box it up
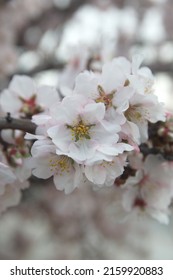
[67,120,94,142]
[19,94,43,117]
[49,155,73,174]
[95,85,115,109]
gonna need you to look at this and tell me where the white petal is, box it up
[74,71,99,98]
[102,60,126,91]
[24,132,46,140]
[32,163,53,179]
[47,125,71,152]
[132,54,144,74]
[68,140,96,163]
[82,102,105,124]
[0,89,22,114]
[37,86,60,108]
[9,75,36,99]
[32,114,52,125]
[53,171,77,194]
[84,165,107,185]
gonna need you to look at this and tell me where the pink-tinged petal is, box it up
[0,89,22,114]
[0,162,16,186]
[138,66,153,79]
[122,186,139,212]
[105,109,126,125]
[131,54,143,74]
[74,71,99,98]
[62,94,90,123]
[49,102,65,122]
[96,145,120,156]
[47,125,71,151]
[91,123,119,144]
[36,86,60,108]
[74,164,83,188]
[32,160,53,179]
[97,142,132,156]
[84,151,114,165]
[68,140,96,163]
[82,102,105,124]
[113,87,134,111]
[84,165,107,185]
[9,75,36,99]
[142,182,172,210]
[53,171,77,194]
[32,114,52,125]
[102,61,126,91]
[24,132,46,140]
[0,184,21,213]
[112,56,131,74]
[31,139,56,157]
[133,119,148,142]
[59,85,73,97]
[121,121,140,145]
[32,166,53,179]
[15,166,31,182]
[128,75,145,95]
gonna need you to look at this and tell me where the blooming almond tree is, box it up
[0,54,173,225]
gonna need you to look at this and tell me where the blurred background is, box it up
[0,0,173,259]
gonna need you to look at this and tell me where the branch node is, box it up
[6,112,12,123]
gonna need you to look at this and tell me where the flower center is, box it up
[67,120,94,142]
[133,197,146,209]
[125,105,142,121]
[19,95,42,117]
[95,85,115,109]
[49,155,73,174]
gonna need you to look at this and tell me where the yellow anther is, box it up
[49,155,72,174]
[67,120,93,142]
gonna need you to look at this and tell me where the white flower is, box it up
[47,94,132,163]
[0,180,29,214]
[84,154,128,187]
[30,139,83,194]
[0,75,60,118]
[4,144,32,183]
[74,61,134,114]
[125,93,166,142]
[0,162,16,193]
[116,154,173,224]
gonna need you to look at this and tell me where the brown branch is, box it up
[0,116,37,134]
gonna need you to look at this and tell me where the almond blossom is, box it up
[0,180,29,215]
[84,154,128,187]
[73,55,165,144]
[115,153,173,224]
[29,138,83,194]
[124,93,166,142]
[46,94,133,164]
[0,148,29,214]
[0,162,16,193]
[0,75,60,118]
[74,63,134,115]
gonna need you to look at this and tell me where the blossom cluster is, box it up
[0,54,173,224]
